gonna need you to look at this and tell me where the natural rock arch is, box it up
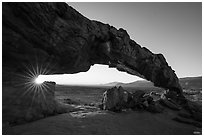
[3,2,184,101]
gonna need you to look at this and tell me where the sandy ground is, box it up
[3,105,200,135]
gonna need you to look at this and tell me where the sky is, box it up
[37,2,202,85]
[37,64,143,85]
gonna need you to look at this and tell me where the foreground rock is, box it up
[101,86,131,111]
[101,86,201,128]
[101,86,164,113]
[3,2,183,99]
[2,82,67,125]
[101,86,199,116]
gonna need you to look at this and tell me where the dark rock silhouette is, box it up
[3,2,183,99]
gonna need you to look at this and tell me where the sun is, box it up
[35,75,44,84]
[14,60,57,104]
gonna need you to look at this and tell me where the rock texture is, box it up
[101,86,164,113]
[3,2,183,98]
[102,86,131,111]
[101,86,201,128]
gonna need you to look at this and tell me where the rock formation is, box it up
[101,86,201,127]
[2,81,66,125]
[101,86,164,113]
[3,2,183,99]
[102,86,131,111]
[3,2,195,124]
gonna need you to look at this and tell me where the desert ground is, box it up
[3,85,202,135]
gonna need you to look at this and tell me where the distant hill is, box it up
[101,82,125,87]
[122,80,154,88]
[179,76,202,90]
[103,76,202,90]
[102,80,155,88]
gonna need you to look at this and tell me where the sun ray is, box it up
[15,73,31,79]
[30,87,37,108]
[22,71,34,79]
[36,61,39,76]
[40,87,47,102]
[16,59,56,106]
[42,84,50,94]
[39,63,43,75]
[21,87,32,97]
[43,84,52,95]
[42,62,52,75]
[23,81,34,85]
[33,64,38,76]
[41,63,48,75]
[24,64,36,77]
[21,84,36,97]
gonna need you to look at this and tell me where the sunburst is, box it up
[14,60,57,107]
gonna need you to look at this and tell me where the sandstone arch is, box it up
[3,2,184,101]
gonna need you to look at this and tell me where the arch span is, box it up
[3,2,184,101]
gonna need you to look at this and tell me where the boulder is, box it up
[102,86,131,111]
[3,81,67,125]
[130,90,146,110]
[149,91,163,101]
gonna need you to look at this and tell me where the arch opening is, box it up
[36,64,145,85]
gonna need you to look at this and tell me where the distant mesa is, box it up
[103,76,202,90]
[103,80,153,87]
[179,76,202,90]
[101,82,125,87]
